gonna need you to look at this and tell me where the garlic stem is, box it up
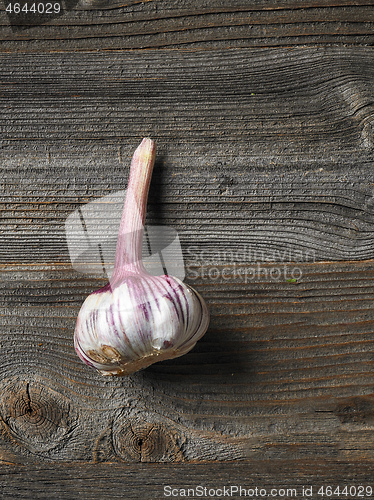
[113,138,156,277]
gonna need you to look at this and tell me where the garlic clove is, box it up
[74,139,209,376]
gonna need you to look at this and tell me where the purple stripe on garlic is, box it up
[74,138,209,376]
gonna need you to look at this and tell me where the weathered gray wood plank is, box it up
[1,1,374,487]
[1,47,373,150]
[1,46,374,466]
[1,0,374,51]
[0,460,373,499]
[1,47,374,264]
[1,261,374,463]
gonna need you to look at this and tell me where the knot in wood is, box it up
[112,417,184,463]
[0,379,76,454]
[335,396,374,425]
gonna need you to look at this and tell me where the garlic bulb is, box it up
[74,138,209,376]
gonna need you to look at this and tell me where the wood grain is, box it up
[1,46,373,151]
[1,0,374,51]
[0,460,373,499]
[1,260,374,464]
[1,46,374,466]
[1,47,374,265]
[1,0,374,494]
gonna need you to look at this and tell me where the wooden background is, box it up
[1,0,374,498]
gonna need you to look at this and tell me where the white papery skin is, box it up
[74,275,209,375]
[73,138,210,376]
